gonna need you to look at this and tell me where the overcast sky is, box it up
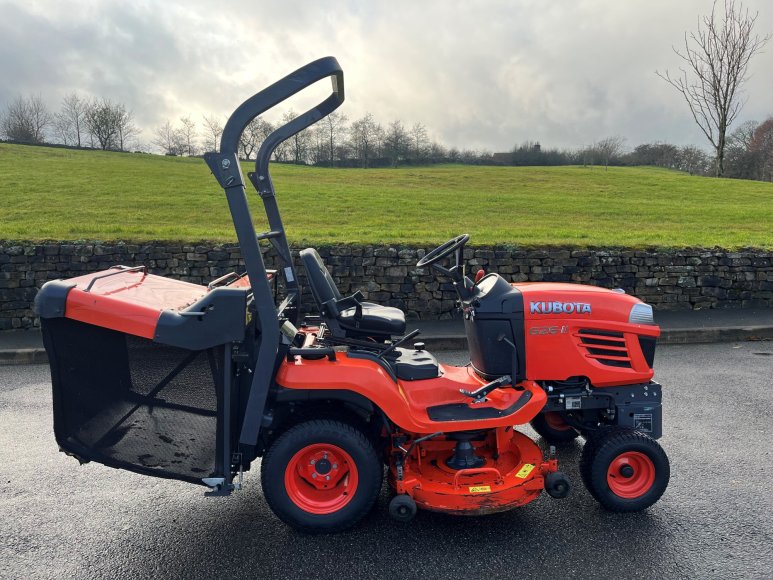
[1,0,772,152]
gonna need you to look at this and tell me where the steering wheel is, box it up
[416,234,470,268]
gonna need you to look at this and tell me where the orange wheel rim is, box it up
[284,444,359,514]
[606,451,656,499]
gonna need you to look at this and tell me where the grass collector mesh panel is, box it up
[42,317,224,484]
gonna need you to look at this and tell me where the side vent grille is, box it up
[577,329,632,368]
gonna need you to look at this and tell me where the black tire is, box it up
[530,412,580,444]
[261,419,383,533]
[544,471,571,499]
[579,429,669,512]
[579,426,622,500]
[579,433,601,500]
[388,494,417,523]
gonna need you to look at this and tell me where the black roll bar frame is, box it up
[203,56,344,458]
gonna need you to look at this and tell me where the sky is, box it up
[1,0,772,153]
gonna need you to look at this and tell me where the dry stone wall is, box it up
[0,241,770,330]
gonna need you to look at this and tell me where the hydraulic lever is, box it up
[377,329,421,360]
[459,375,512,402]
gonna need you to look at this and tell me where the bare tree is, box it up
[308,124,328,165]
[657,0,770,176]
[679,145,710,175]
[115,104,139,151]
[595,136,626,169]
[728,119,758,149]
[202,114,223,153]
[321,111,348,166]
[239,117,273,160]
[279,110,309,164]
[178,116,197,156]
[349,113,382,168]
[59,93,87,147]
[383,120,408,167]
[52,112,74,146]
[459,148,481,165]
[153,120,183,155]
[410,122,429,162]
[428,141,448,163]
[26,95,50,144]
[84,98,122,150]
[1,95,50,143]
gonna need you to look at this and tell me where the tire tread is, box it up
[580,428,669,512]
[261,418,383,533]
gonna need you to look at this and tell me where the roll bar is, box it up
[203,57,344,455]
[218,56,344,176]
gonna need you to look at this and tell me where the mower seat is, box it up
[300,248,406,339]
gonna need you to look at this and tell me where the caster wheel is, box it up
[544,471,571,499]
[261,419,383,533]
[580,429,669,512]
[530,412,579,444]
[388,494,417,523]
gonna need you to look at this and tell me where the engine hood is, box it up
[514,282,647,324]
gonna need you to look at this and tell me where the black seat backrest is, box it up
[300,248,342,312]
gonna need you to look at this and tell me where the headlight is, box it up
[629,303,655,325]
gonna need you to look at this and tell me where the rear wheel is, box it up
[580,429,669,512]
[530,412,580,444]
[261,419,383,533]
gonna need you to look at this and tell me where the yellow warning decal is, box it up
[469,485,491,493]
[516,464,535,478]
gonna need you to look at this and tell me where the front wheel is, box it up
[261,419,383,533]
[579,429,669,512]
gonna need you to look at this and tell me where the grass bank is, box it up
[0,143,770,248]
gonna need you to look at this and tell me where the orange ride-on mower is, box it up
[36,57,669,533]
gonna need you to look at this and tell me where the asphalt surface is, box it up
[1,343,772,579]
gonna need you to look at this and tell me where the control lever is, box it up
[460,375,512,402]
[497,332,519,387]
[377,329,421,360]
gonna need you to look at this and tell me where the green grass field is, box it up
[0,143,770,248]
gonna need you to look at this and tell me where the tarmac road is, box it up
[1,342,772,580]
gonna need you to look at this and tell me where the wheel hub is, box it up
[284,444,358,514]
[315,457,332,475]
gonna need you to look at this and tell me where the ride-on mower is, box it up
[36,57,669,533]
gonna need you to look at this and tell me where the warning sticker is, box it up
[516,463,535,478]
[633,413,653,432]
[469,486,491,493]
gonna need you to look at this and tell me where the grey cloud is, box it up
[1,0,771,151]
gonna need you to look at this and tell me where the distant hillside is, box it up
[0,143,770,248]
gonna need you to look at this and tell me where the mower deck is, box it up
[392,430,555,515]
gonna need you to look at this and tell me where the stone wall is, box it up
[1,241,771,330]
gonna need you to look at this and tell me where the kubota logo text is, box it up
[530,301,592,315]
